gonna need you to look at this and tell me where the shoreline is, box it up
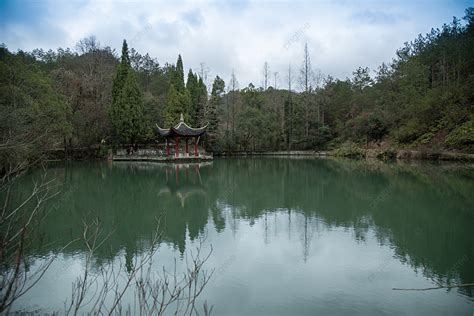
[214,149,474,162]
[46,147,474,162]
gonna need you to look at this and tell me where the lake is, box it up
[9,158,474,315]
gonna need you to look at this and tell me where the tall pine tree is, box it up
[186,69,198,124]
[118,70,146,142]
[196,77,208,126]
[163,54,193,125]
[205,76,225,150]
[173,54,185,93]
[163,84,182,127]
[111,40,130,106]
[109,39,145,143]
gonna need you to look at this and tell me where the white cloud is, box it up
[0,0,469,88]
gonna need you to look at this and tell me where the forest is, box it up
[1,8,473,169]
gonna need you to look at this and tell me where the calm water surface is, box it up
[10,158,474,315]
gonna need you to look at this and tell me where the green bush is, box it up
[393,120,424,144]
[415,131,435,145]
[332,142,365,158]
[445,119,474,147]
[347,112,388,143]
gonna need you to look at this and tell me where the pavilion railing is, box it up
[115,148,207,158]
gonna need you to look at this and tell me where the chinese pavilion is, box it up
[156,114,208,158]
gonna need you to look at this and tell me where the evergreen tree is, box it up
[116,70,146,143]
[205,76,225,150]
[165,55,191,122]
[111,40,130,105]
[109,39,145,143]
[179,89,192,122]
[110,40,130,140]
[173,54,185,93]
[163,84,182,127]
[186,69,198,124]
[196,77,208,125]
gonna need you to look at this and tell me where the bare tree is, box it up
[75,36,101,54]
[53,38,116,148]
[64,217,214,315]
[199,62,210,92]
[135,239,213,315]
[286,64,293,93]
[229,69,239,143]
[320,75,334,128]
[273,72,279,90]
[0,82,71,312]
[313,69,324,124]
[299,43,315,93]
[262,62,270,90]
[0,168,71,313]
[299,43,316,145]
[286,64,294,150]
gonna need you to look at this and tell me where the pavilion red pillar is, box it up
[194,137,198,157]
[166,139,170,156]
[185,139,188,157]
[175,137,179,158]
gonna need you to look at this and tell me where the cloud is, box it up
[0,0,470,88]
[182,9,204,27]
[350,10,407,25]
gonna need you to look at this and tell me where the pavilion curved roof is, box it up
[157,114,208,138]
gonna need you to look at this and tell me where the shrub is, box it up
[393,120,424,144]
[415,132,435,145]
[332,142,365,158]
[445,119,474,148]
[347,112,388,143]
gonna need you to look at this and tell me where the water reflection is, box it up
[18,158,474,300]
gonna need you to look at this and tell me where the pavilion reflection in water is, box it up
[158,162,210,208]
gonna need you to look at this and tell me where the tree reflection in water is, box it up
[13,158,474,300]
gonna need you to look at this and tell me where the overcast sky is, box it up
[0,0,470,89]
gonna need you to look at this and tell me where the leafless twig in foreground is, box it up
[0,171,67,313]
[135,238,214,315]
[393,283,474,291]
[64,218,214,316]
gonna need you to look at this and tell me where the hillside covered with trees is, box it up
[1,8,473,169]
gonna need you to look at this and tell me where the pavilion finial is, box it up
[180,113,184,123]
